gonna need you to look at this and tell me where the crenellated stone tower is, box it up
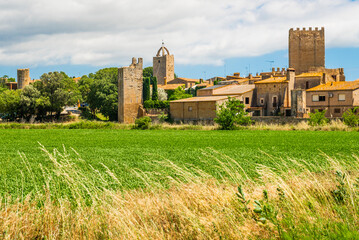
[153,42,174,85]
[17,68,31,89]
[289,27,325,74]
[118,57,144,124]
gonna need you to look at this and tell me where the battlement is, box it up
[289,27,324,32]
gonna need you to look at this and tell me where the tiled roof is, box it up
[168,77,199,83]
[170,95,230,103]
[255,77,288,84]
[307,81,359,91]
[213,84,255,95]
[296,72,323,78]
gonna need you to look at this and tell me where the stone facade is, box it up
[306,88,359,118]
[289,27,325,74]
[118,58,144,124]
[17,68,31,89]
[153,44,174,85]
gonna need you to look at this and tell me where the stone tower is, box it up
[153,42,174,85]
[118,57,144,124]
[17,68,31,89]
[289,27,325,74]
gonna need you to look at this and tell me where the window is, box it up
[245,97,250,104]
[312,95,319,102]
[188,106,192,112]
[339,94,346,101]
[306,81,309,89]
[158,60,160,63]
[272,96,277,108]
[319,96,326,101]
[334,108,341,114]
[260,98,264,105]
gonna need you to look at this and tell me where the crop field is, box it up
[1,128,359,239]
[0,129,358,197]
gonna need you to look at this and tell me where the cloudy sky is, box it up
[0,0,359,80]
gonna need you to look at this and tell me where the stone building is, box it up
[253,69,295,116]
[306,81,359,117]
[17,68,31,89]
[118,57,144,124]
[153,43,174,85]
[170,84,255,122]
[289,27,325,74]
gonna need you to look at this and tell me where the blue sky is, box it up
[0,0,358,81]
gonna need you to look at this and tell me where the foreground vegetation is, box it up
[1,146,359,239]
[0,127,358,196]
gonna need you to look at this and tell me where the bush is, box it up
[308,110,329,126]
[342,107,359,127]
[134,116,152,129]
[143,100,169,109]
[214,97,251,130]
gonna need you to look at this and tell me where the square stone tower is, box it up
[118,57,144,124]
[153,43,174,85]
[289,27,325,74]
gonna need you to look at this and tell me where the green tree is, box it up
[18,85,42,121]
[86,68,119,121]
[78,75,94,102]
[0,89,21,121]
[143,67,153,78]
[342,107,359,127]
[152,77,158,101]
[143,77,151,101]
[87,78,118,121]
[168,87,192,100]
[214,97,251,130]
[308,110,329,126]
[34,72,79,118]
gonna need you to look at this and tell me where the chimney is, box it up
[234,72,240,77]
[248,73,252,79]
[200,78,203,83]
[287,68,295,112]
[272,68,275,73]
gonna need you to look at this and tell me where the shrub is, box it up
[214,97,251,130]
[143,77,151,101]
[143,100,169,109]
[342,107,359,127]
[152,77,158,101]
[308,110,329,126]
[134,116,152,129]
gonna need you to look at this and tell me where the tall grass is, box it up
[1,147,359,239]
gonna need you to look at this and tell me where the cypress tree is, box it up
[152,77,159,101]
[143,77,151,101]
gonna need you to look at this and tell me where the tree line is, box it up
[0,66,192,122]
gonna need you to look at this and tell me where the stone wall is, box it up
[289,27,325,74]
[17,68,31,89]
[118,58,144,124]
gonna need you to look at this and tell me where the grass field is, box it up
[1,128,359,239]
[0,129,358,197]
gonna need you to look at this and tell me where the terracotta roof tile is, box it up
[307,81,359,91]
[296,72,323,78]
[255,77,288,84]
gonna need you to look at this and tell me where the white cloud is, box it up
[0,0,358,67]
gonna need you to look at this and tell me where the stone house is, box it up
[306,80,359,117]
[170,95,235,122]
[170,84,255,122]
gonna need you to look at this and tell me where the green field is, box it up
[0,129,358,196]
